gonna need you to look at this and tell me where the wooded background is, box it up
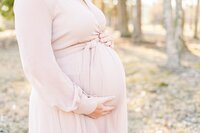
[1,0,200,70]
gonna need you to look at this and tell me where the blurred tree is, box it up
[110,3,118,29]
[175,0,192,58]
[93,0,105,12]
[194,0,200,39]
[149,1,163,25]
[0,0,14,20]
[163,0,180,69]
[100,0,105,12]
[164,0,198,69]
[117,0,130,37]
[133,0,142,43]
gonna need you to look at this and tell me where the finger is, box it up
[106,41,114,48]
[99,32,109,38]
[97,103,104,110]
[100,37,112,43]
[99,35,112,40]
[98,96,116,104]
[101,109,114,115]
[88,115,97,119]
[90,33,100,39]
[101,111,111,116]
[104,41,112,47]
[102,105,115,111]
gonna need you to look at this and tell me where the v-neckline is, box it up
[80,0,100,26]
[81,0,91,11]
[79,0,105,32]
[82,0,89,9]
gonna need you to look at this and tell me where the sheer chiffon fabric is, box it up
[14,0,128,132]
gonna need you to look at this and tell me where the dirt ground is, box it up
[1,30,200,133]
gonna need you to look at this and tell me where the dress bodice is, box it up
[51,0,107,52]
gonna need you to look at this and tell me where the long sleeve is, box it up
[13,0,98,115]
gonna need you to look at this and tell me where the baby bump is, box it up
[56,45,126,106]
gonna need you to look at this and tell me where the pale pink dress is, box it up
[13,0,127,132]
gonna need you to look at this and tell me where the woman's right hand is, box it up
[86,96,116,119]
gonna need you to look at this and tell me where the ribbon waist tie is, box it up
[80,38,105,96]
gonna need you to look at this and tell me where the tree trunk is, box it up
[133,0,142,43]
[117,0,130,37]
[194,0,200,39]
[163,0,180,69]
[175,0,192,58]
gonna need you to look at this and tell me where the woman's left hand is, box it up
[98,31,114,48]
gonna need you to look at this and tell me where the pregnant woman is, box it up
[13,0,127,132]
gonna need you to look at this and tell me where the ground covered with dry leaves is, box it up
[1,31,200,133]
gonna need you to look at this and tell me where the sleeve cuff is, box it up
[73,94,98,115]
[71,83,98,115]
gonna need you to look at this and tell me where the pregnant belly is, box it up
[56,44,126,106]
